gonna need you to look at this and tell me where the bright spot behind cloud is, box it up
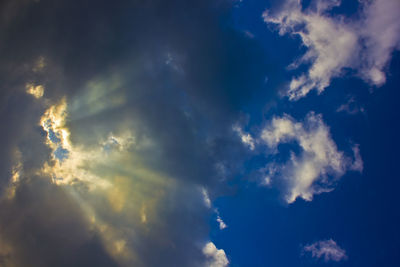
[36,96,206,266]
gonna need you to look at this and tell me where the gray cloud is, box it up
[0,0,271,266]
[0,176,118,267]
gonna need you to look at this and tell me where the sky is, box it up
[0,0,399,266]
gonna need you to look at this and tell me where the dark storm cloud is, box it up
[0,0,272,266]
[0,0,270,179]
[0,176,117,267]
[0,88,48,189]
[0,0,269,184]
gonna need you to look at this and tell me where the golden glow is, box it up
[140,204,147,224]
[26,83,44,99]
[107,176,128,212]
[38,95,176,266]
[39,98,110,189]
[40,97,69,149]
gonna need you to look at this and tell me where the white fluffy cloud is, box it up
[263,0,400,100]
[261,112,362,203]
[203,242,229,267]
[303,239,347,262]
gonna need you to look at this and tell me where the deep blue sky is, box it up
[209,1,400,266]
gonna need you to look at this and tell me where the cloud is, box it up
[0,176,118,267]
[263,0,400,100]
[214,208,228,230]
[0,99,211,266]
[25,83,44,99]
[233,125,255,150]
[201,189,227,230]
[303,239,347,262]
[0,0,270,265]
[216,215,228,230]
[260,112,361,203]
[336,96,365,115]
[34,98,213,266]
[202,187,212,209]
[203,242,229,267]
[361,0,400,85]
[350,144,363,172]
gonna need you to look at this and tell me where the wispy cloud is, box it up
[202,187,212,209]
[201,189,228,230]
[233,125,255,151]
[303,239,347,262]
[260,112,361,203]
[215,209,228,230]
[336,96,365,115]
[264,0,400,100]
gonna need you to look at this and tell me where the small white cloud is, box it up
[214,210,228,230]
[201,187,212,208]
[263,0,400,100]
[216,215,227,230]
[233,125,255,151]
[263,176,272,186]
[203,242,229,267]
[303,239,347,262]
[260,112,361,203]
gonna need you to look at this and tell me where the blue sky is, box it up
[208,1,400,266]
[0,0,399,266]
